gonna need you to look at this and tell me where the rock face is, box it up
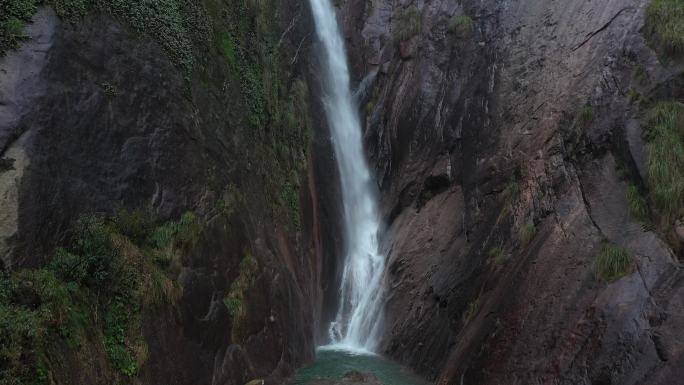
[0,2,337,385]
[333,0,684,383]
[2,0,683,384]
[310,371,383,385]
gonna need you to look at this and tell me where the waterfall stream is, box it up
[307,0,385,352]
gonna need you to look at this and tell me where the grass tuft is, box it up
[393,6,421,42]
[488,246,507,266]
[644,0,684,60]
[644,101,684,223]
[594,244,633,282]
[576,106,595,130]
[518,222,537,246]
[626,182,650,222]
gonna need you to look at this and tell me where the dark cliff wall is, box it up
[336,0,684,383]
[0,1,339,384]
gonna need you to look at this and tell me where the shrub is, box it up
[0,0,37,54]
[393,6,421,42]
[1,0,196,69]
[3,209,202,381]
[0,269,86,385]
[644,0,684,60]
[594,244,633,282]
[448,14,473,39]
[644,101,684,222]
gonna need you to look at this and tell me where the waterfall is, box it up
[307,0,385,351]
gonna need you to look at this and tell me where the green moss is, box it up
[594,244,633,282]
[644,0,684,60]
[393,6,421,42]
[448,14,473,39]
[644,101,684,223]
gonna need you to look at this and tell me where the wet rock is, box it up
[310,371,383,385]
[675,220,684,243]
[336,0,684,383]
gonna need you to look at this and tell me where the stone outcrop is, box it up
[332,0,684,383]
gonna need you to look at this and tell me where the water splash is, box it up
[307,0,385,351]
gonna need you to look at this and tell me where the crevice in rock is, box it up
[571,7,635,52]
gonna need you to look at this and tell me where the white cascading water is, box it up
[307,0,385,352]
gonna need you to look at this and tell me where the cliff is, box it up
[335,0,684,383]
[0,1,333,384]
[1,0,683,384]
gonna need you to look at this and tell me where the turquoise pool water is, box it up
[293,348,429,385]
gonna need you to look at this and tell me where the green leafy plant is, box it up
[0,209,201,382]
[393,6,421,42]
[0,0,37,54]
[594,244,633,282]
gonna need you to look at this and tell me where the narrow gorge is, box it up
[0,0,682,384]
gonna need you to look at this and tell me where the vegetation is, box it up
[0,210,201,383]
[626,182,650,222]
[1,0,310,234]
[644,101,684,224]
[463,298,479,322]
[644,0,684,60]
[576,106,595,130]
[488,246,507,266]
[633,64,648,85]
[448,14,473,39]
[1,0,198,69]
[393,6,421,42]
[518,222,537,246]
[594,244,633,282]
[0,0,36,54]
[204,0,310,233]
[504,175,521,203]
[223,253,259,342]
